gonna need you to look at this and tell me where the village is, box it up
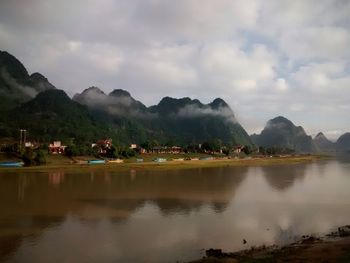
[0,131,263,167]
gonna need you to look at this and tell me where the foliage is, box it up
[21,148,46,166]
[202,139,222,152]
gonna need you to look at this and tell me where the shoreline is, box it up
[0,155,327,173]
[190,225,350,263]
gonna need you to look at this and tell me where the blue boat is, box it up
[199,157,214,161]
[0,161,24,167]
[88,159,106,164]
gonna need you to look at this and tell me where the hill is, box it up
[336,133,350,152]
[3,89,112,143]
[313,132,336,152]
[251,116,314,153]
[0,50,55,112]
[73,88,252,146]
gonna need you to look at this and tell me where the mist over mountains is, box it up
[0,50,349,152]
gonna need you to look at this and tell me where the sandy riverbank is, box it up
[0,155,326,173]
[191,226,350,263]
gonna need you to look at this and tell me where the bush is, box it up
[34,150,46,164]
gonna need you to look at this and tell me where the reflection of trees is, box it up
[0,166,248,259]
[261,164,307,191]
[79,166,248,215]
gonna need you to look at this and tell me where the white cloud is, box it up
[0,0,349,136]
[275,78,288,92]
[279,27,350,61]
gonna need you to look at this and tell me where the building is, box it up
[49,141,67,154]
[233,145,245,154]
[93,139,112,154]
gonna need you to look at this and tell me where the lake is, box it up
[1,157,350,262]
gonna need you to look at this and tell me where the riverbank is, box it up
[0,154,327,173]
[191,226,350,263]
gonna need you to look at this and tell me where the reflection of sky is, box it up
[2,160,350,262]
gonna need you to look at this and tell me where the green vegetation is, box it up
[21,148,46,166]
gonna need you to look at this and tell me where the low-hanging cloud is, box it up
[176,104,237,124]
[0,68,38,98]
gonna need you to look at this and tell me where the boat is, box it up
[153,157,167,163]
[0,161,24,167]
[136,158,144,162]
[172,158,184,162]
[88,159,106,164]
[199,157,214,161]
[107,159,124,163]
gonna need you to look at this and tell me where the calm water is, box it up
[1,157,350,262]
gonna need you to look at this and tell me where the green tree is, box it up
[34,149,46,164]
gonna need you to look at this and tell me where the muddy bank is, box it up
[191,226,350,263]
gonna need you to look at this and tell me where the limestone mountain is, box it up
[2,89,112,143]
[251,116,314,153]
[313,132,335,152]
[0,50,253,146]
[73,87,252,145]
[0,50,55,112]
[336,133,350,152]
[147,97,251,145]
[73,86,147,117]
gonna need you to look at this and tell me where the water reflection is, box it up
[0,160,350,262]
[0,166,248,261]
[261,164,306,190]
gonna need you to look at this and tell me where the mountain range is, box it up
[0,50,349,152]
[0,50,251,146]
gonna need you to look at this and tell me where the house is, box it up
[170,146,182,154]
[24,141,40,149]
[233,145,245,154]
[49,141,67,154]
[93,139,112,154]
[130,144,137,149]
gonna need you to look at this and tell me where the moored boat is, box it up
[88,159,106,164]
[153,157,167,163]
[0,161,24,167]
[107,159,124,163]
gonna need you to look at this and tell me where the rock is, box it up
[206,248,224,258]
[338,225,350,237]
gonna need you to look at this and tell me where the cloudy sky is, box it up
[1,0,349,139]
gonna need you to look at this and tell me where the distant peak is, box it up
[109,89,131,97]
[315,132,326,138]
[158,96,194,105]
[269,116,293,124]
[210,98,229,109]
[82,86,105,94]
[30,72,46,80]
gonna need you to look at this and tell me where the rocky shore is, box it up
[191,225,350,263]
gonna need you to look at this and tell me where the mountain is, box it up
[336,133,350,152]
[147,97,251,145]
[2,89,112,143]
[0,50,253,147]
[0,51,55,112]
[313,132,335,152]
[73,88,252,146]
[73,86,147,116]
[251,116,314,153]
